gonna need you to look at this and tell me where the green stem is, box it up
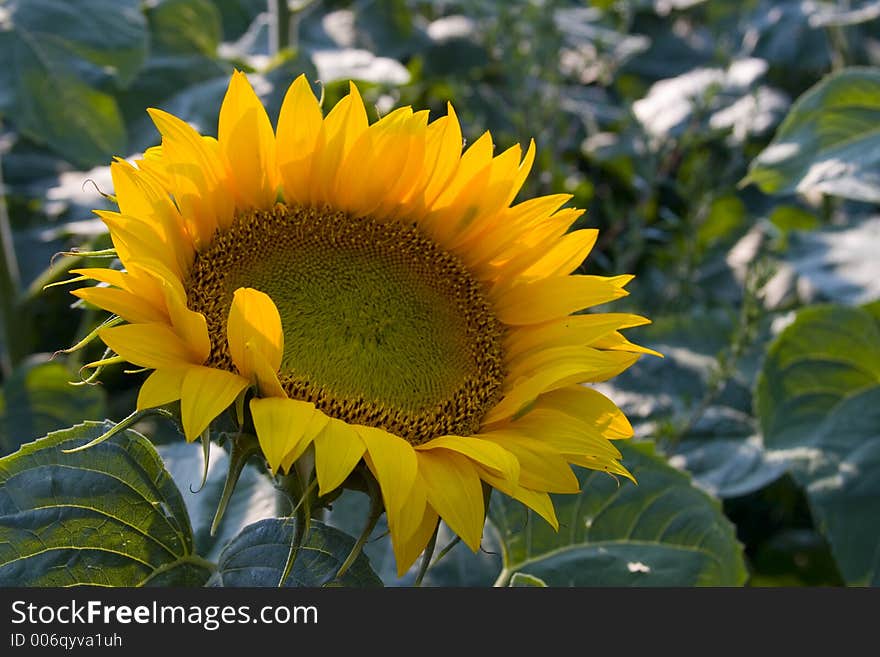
[414,521,440,587]
[0,143,27,377]
[269,0,292,55]
[328,476,383,585]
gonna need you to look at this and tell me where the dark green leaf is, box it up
[508,572,547,587]
[756,303,880,585]
[0,421,198,586]
[213,0,265,42]
[0,0,149,164]
[671,433,788,499]
[211,518,382,587]
[781,216,880,305]
[490,444,747,586]
[745,67,880,202]
[148,0,222,57]
[140,556,215,587]
[0,355,106,456]
[0,32,127,165]
[4,0,148,86]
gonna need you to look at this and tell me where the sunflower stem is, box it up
[414,521,440,587]
[269,0,293,55]
[0,140,28,377]
[431,535,462,567]
[327,474,383,585]
[211,433,262,536]
[276,474,318,587]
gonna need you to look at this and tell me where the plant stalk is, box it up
[0,143,27,377]
[269,0,292,55]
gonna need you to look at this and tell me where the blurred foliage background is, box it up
[1,0,879,587]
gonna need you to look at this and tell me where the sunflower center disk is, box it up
[185,206,506,445]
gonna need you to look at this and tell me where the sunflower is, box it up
[69,71,654,576]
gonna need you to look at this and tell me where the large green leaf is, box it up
[744,67,880,202]
[0,421,210,586]
[211,518,382,587]
[490,443,747,586]
[0,0,146,165]
[0,356,106,456]
[756,303,880,585]
[3,0,148,85]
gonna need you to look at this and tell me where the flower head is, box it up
[72,71,654,576]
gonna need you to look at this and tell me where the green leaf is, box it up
[508,572,547,587]
[744,67,880,202]
[0,35,127,165]
[0,421,200,586]
[671,433,788,499]
[756,303,880,585]
[605,312,784,498]
[0,356,106,457]
[490,444,747,586]
[148,0,222,57]
[140,556,215,587]
[3,0,148,86]
[781,215,880,305]
[211,518,382,587]
[0,0,149,165]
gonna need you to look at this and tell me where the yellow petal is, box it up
[310,82,368,205]
[486,347,639,423]
[245,342,288,398]
[394,473,428,545]
[416,435,519,483]
[155,277,210,365]
[493,275,633,325]
[146,108,234,244]
[417,449,485,551]
[591,331,665,358]
[358,426,418,532]
[99,323,196,369]
[249,396,318,474]
[110,160,193,277]
[95,210,179,276]
[420,104,463,208]
[180,366,249,442]
[277,74,323,204]
[464,194,572,271]
[71,287,167,324]
[536,385,635,440]
[279,411,330,474]
[312,417,366,496]
[480,431,580,493]
[475,466,559,531]
[137,368,187,410]
[218,70,277,210]
[227,287,283,380]
[505,409,623,460]
[505,313,650,361]
[508,228,599,283]
[392,504,439,578]
[70,267,129,290]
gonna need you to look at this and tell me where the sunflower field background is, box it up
[0,0,878,588]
